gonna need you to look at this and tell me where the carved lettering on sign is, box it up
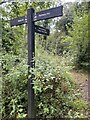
[38,12,50,17]
[18,19,24,23]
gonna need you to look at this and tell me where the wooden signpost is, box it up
[10,5,63,118]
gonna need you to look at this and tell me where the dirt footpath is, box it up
[71,70,88,102]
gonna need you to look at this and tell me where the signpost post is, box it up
[27,8,35,118]
[10,5,63,118]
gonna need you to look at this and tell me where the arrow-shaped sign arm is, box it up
[10,16,27,27]
[35,25,50,36]
[34,5,63,22]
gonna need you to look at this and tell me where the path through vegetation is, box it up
[71,70,88,102]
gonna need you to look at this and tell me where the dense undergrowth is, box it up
[2,45,89,119]
[34,46,89,118]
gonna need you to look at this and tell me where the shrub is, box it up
[32,49,88,118]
